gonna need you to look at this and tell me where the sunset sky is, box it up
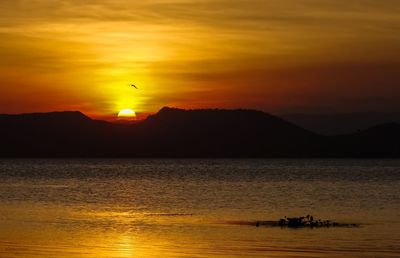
[0,0,399,119]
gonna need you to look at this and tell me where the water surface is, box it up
[0,159,399,257]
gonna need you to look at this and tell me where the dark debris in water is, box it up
[255,215,359,229]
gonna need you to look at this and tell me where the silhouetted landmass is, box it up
[283,112,400,135]
[0,107,399,158]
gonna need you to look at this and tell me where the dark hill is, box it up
[329,123,400,158]
[136,107,323,157]
[0,111,126,157]
[0,107,399,158]
[0,110,90,121]
[283,112,400,135]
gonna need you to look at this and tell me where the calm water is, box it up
[0,159,399,258]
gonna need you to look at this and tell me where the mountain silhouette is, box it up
[135,107,323,157]
[0,107,399,158]
[329,123,400,158]
[283,112,400,135]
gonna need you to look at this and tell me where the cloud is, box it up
[1,0,400,115]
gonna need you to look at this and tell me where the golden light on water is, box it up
[118,109,136,119]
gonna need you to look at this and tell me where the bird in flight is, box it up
[131,84,138,89]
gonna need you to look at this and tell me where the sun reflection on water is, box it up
[1,159,400,257]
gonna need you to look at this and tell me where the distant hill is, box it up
[283,112,400,135]
[329,123,400,158]
[135,107,323,157]
[0,107,399,158]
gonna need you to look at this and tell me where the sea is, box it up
[0,159,399,258]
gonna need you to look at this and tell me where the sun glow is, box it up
[118,109,136,119]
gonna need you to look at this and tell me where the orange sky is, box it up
[1,0,400,119]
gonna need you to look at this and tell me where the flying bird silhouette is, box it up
[131,84,138,89]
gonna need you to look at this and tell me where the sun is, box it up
[118,109,136,119]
